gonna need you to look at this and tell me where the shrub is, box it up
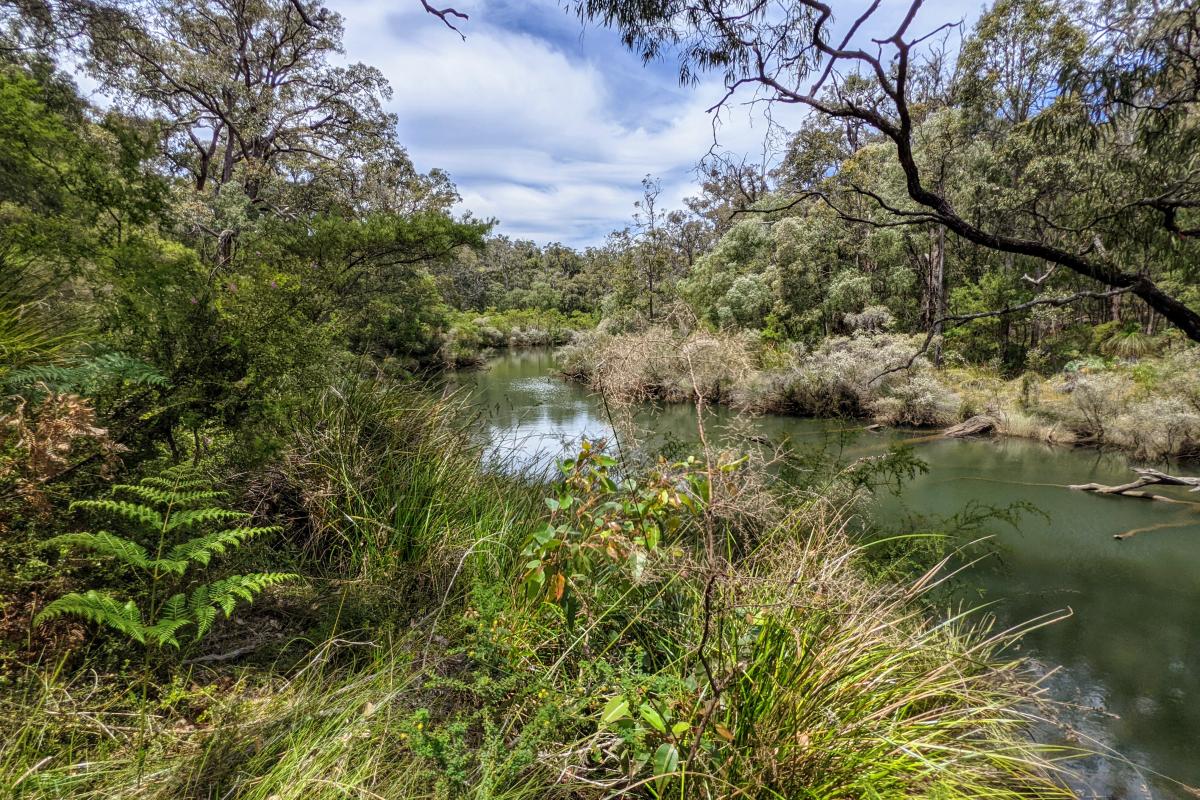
[870,373,961,427]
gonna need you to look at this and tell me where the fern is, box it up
[204,573,297,617]
[112,483,228,509]
[50,531,151,569]
[36,591,147,643]
[140,475,211,492]
[145,594,191,647]
[188,585,217,637]
[166,507,249,531]
[69,499,164,531]
[39,467,296,649]
[167,526,281,566]
[6,351,167,394]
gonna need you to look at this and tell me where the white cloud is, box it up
[329,0,798,246]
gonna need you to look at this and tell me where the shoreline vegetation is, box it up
[440,309,597,368]
[3,377,1078,799]
[556,325,1200,463]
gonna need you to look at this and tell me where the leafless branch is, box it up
[420,1,469,39]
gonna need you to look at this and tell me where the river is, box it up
[456,348,1200,799]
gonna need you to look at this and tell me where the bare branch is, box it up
[420,0,469,39]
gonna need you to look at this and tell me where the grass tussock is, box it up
[2,374,1074,799]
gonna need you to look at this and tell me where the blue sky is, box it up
[335,0,990,247]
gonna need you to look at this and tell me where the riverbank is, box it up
[440,308,597,367]
[558,327,1200,462]
[2,373,1073,799]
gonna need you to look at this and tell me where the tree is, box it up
[576,0,1200,342]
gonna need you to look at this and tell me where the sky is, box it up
[329,0,988,248]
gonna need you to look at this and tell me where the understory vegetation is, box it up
[3,0,1199,797]
[3,380,1076,799]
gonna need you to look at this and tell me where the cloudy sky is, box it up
[342,1,986,247]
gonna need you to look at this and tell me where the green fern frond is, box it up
[145,594,191,647]
[6,351,167,393]
[188,585,217,636]
[112,484,227,508]
[49,531,150,569]
[43,465,291,648]
[205,573,297,617]
[36,591,147,643]
[139,476,212,492]
[71,499,163,531]
[167,526,281,566]
[166,508,249,532]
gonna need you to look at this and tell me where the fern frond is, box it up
[167,526,281,566]
[166,508,249,531]
[36,591,147,643]
[113,484,227,508]
[146,594,191,647]
[71,499,162,531]
[204,573,297,617]
[6,351,167,393]
[50,531,150,569]
[188,585,217,636]
[139,476,212,492]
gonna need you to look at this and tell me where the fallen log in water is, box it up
[944,414,998,438]
[1070,470,1200,540]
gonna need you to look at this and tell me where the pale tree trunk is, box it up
[929,226,946,367]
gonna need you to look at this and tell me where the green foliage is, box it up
[521,442,721,624]
[5,351,167,394]
[36,465,294,648]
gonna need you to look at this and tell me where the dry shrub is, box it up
[1057,372,1135,443]
[559,326,756,404]
[0,388,123,511]
[1113,396,1200,460]
[870,373,961,427]
[783,334,958,425]
[995,409,1076,445]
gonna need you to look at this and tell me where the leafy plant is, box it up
[36,465,295,647]
[521,441,736,627]
[5,350,167,394]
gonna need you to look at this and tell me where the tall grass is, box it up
[2,372,1077,799]
[276,372,540,587]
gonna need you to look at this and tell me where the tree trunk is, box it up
[930,225,946,367]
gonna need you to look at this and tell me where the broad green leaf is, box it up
[652,743,679,780]
[639,703,666,734]
[600,696,630,726]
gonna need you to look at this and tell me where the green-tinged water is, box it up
[455,348,1200,799]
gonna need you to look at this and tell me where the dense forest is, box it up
[2,0,1199,798]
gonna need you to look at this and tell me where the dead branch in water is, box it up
[943,415,998,438]
[1070,468,1200,504]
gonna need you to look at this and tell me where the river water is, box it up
[457,348,1200,798]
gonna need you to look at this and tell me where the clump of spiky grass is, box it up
[271,371,541,590]
[5,496,1073,800]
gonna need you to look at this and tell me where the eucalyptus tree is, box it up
[81,1,393,204]
[576,0,1200,343]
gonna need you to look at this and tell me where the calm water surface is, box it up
[457,348,1200,799]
